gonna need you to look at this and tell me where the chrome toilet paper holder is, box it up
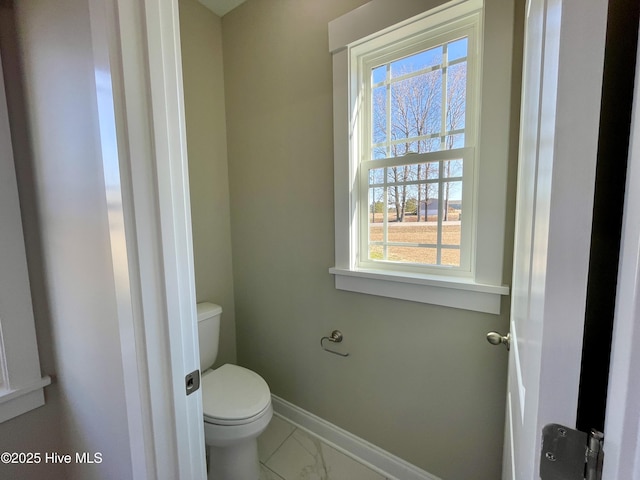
[320,330,350,357]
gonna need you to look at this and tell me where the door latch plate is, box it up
[185,370,200,396]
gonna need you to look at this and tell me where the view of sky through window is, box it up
[366,36,469,268]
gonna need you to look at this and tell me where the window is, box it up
[357,17,477,276]
[329,0,513,314]
[0,52,50,423]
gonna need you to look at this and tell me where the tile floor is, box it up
[257,414,390,480]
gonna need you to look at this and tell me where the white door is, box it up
[502,0,609,478]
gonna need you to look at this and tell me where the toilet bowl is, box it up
[197,303,272,480]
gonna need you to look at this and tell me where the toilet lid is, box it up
[201,364,271,422]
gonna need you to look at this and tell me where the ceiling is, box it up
[198,0,247,17]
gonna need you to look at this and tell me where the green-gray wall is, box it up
[182,0,523,478]
[180,0,236,367]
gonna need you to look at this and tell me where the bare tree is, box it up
[371,58,467,222]
[373,69,440,221]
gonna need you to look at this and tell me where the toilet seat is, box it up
[202,364,271,426]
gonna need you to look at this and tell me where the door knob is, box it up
[486,331,510,351]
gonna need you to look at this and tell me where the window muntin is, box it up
[370,37,468,160]
[355,22,478,276]
[365,153,467,266]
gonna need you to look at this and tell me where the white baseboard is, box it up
[271,395,441,480]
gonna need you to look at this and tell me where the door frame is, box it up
[503,0,609,477]
[504,0,640,478]
[95,0,206,478]
[103,0,640,477]
[602,39,640,479]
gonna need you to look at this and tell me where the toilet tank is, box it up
[196,302,222,371]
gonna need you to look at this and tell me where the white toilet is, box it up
[197,302,273,480]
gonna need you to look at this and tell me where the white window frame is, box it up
[329,0,512,314]
[0,52,50,423]
[355,15,479,276]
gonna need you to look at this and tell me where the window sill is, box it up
[329,267,509,314]
[0,376,51,423]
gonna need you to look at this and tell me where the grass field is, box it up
[368,221,461,266]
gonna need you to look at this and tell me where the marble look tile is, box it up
[320,443,387,480]
[260,464,286,480]
[266,428,386,480]
[265,428,326,479]
[258,415,296,462]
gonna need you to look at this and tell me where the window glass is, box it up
[371,37,468,161]
[364,36,470,269]
[367,156,464,267]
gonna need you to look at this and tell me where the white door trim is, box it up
[138,0,206,477]
[602,37,640,479]
[87,0,156,477]
[504,0,608,478]
[94,0,206,478]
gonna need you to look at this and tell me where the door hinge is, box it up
[540,424,604,480]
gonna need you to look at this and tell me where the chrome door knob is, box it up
[487,331,510,350]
